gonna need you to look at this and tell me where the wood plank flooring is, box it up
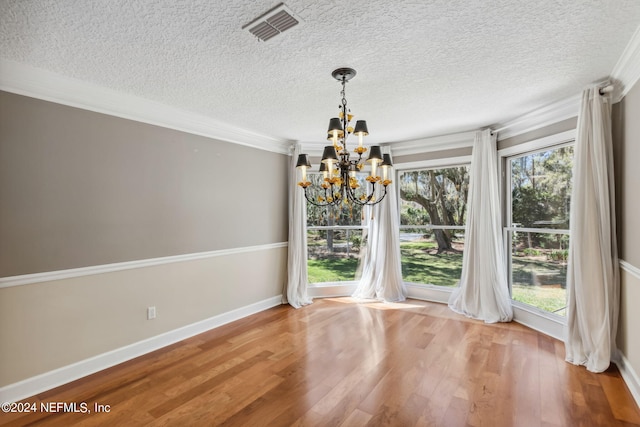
[1,298,639,426]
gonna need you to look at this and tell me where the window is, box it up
[505,144,574,315]
[398,166,469,286]
[306,172,368,283]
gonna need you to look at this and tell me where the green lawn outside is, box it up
[307,256,360,282]
[511,284,566,314]
[400,241,463,287]
[307,240,567,316]
[511,255,567,314]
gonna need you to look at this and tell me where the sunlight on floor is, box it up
[324,297,425,310]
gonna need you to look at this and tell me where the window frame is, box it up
[498,129,576,322]
[305,171,369,286]
[395,156,472,287]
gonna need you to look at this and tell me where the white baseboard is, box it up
[0,295,283,403]
[511,302,565,342]
[307,282,357,298]
[615,349,640,408]
[308,282,454,303]
[405,283,452,304]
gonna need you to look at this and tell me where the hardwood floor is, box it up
[2,298,639,426]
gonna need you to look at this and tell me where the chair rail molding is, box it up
[0,242,288,288]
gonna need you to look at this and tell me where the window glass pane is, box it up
[306,173,366,227]
[511,146,573,229]
[306,172,368,284]
[507,143,573,316]
[400,228,465,287]
[509,231,568,315]
[399,167,469,228]
[307,229,367,283]
[398,166,469,287]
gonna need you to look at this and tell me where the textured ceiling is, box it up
[1,0,640,147]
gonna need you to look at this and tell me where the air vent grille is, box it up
[243,4,301,42]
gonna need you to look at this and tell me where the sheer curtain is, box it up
[285,143,313,309]
[565,85,619,373]
[448,129,513,323]
[352,150,406,302]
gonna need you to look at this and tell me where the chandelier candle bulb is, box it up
[353,120,369,149]
[319,162,328,180]
[381,153,393,182]
[326,160,334,175]
[295,154,311,186]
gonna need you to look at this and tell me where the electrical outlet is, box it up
[147,306,156,320]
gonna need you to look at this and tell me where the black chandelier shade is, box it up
[327,118,344,137]
[295,153,311,169]
[366,146,383,164]
[381,153,393,167]
[320,146,339,163]
[353,120,369,136]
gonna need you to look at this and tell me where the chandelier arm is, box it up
[303,188,325,207]
[368,185,388,206]
[345,182,389,206]
[303,187,336,207]
[345,182,374,206]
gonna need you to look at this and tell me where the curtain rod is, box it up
[599,85,614,95]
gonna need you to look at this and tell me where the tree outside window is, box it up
[507,145,573,315]
[306,172,368,283]
[398,166,469,286]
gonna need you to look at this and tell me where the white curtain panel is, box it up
[565,86,619,373]
[353,153,406,302]
[286,144,313,309]
[448,129,513,323]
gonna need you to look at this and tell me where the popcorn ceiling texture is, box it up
[1,0,639,145]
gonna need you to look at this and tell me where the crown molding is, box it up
[491,23,640,141]
[386,131,476,156]
[0,59,294,155]
[611,24,640,101]
[298,130,475,158]
[492,93,581,141]
[297,141,330,157]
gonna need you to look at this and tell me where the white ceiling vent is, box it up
[243,3,302,42]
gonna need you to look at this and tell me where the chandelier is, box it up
[296,68,392,207]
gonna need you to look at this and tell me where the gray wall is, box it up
[613,88,640,267]
[393,146,472,164]
[498,117,577,150]
[612,81,640,379]
[0,91,289,387]
[0,91,288,277]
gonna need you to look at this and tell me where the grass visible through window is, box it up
[307,257,359,282]
[307,235,567,316]
[400,241,463,287]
